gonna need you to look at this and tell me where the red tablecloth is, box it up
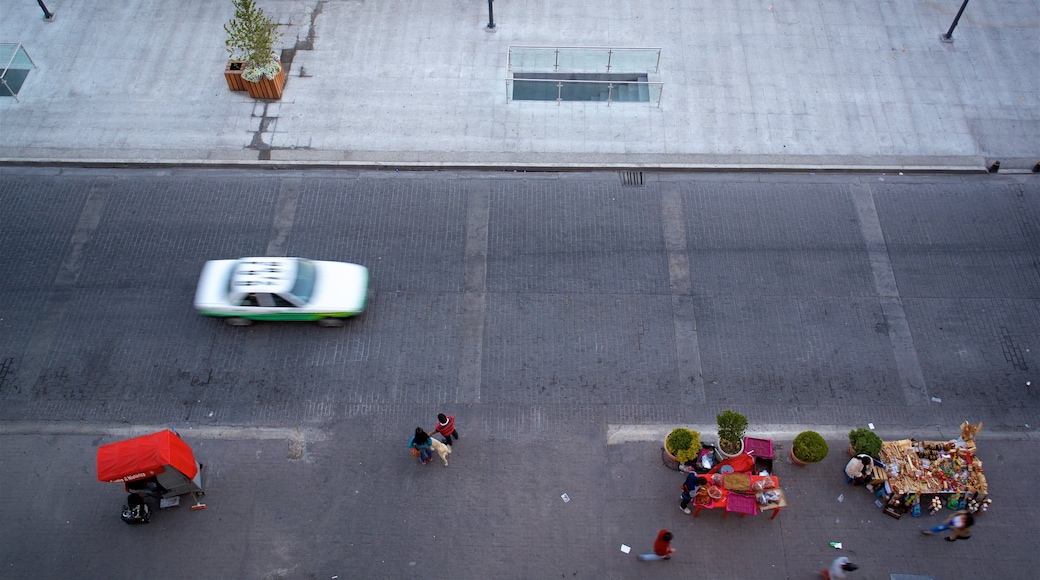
[694,472,781,511]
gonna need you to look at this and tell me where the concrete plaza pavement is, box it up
[1,0,1038,170]
[1,421,1036,579]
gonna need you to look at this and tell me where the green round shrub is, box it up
[666,428,701,464]
[848,427,883,457]
[792,430,829,463]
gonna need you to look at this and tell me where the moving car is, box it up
[194,257,368,326]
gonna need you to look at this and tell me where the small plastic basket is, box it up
[744,437,774,458]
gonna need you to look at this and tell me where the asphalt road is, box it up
[0,168,1038,578]
[1,168,1037,430]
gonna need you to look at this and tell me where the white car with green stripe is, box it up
[194,257,368,326]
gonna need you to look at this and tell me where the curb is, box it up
[0,159,993,174]
[606,423,1040,445]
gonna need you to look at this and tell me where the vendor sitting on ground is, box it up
[844,454,874,486]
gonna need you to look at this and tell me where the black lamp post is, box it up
[486,0,496,30]
[940,0,970,43]
[37,0,55,21]
[37,0,55,20]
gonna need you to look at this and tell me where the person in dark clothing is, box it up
[679,474,708,514]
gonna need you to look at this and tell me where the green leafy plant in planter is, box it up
[716,409,748,456]
[665,428,701,465]
[224,0,283,83]
[848,427,883,457]
[791,430,829,464]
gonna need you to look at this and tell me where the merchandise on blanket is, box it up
[752,477,776,492]
[967,494,980,514]
[723,473,751,492]
[960,421,982,453]
[968,495,992,514]
[694,488,712,506]
[695,446,717,473]
[869,465,887,485]
[909,494,921,517]
[757,490,782,505]
[884,494,908,518]
[929,496,943,515]
[879,437,987,495]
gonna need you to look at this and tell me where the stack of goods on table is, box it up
[879,439,987,495]
[689,451,786,517]
[868,421,992,519]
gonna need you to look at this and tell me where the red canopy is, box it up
[96,430,198,483]
[709,452,756,475]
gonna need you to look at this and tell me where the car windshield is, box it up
[290,260,316,303]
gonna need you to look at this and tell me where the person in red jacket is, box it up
[638,530,675,561]
[431,413,459,446]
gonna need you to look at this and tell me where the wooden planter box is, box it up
[224,60,247,91]
[244,63,286,100]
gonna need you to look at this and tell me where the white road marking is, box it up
[0,422,323,442]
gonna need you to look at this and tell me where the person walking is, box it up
[431,413,460,446]
[637,529,675,561]
[679,474,708,514]
[408,427,433,465]
[821,556,858,579]
[922,510,974,541]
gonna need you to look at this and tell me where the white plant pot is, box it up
[715,437,745,460]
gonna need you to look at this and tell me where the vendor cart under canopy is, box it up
[96,429,204,501]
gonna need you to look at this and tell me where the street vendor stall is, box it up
[855,421,992,519]
[688,450,787,520]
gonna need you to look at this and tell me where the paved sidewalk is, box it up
[0,422,1035,578]
[1,0,1038,170]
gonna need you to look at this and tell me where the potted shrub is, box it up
[716,409,748,458]
[224,0,285,99]
[664,428,701,466]
[848,427,883,457]
[790,431,828,465]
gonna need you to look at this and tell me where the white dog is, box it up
[429,438,452,466]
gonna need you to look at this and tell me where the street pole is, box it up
[37,0,56,21]
[940,0,970,43]
[486,0,496,31]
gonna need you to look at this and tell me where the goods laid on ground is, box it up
[853,421,993,520]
